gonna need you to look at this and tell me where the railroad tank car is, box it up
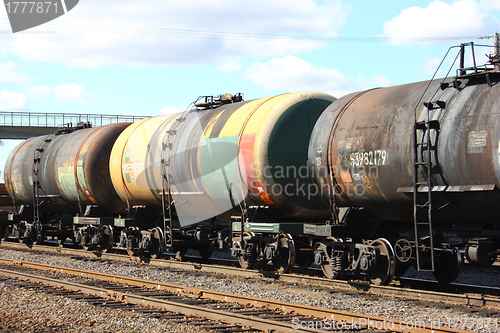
[1,92,336,267]
[4,122,131,244]
[3,42,499,287]
[108,91,336,262]
[109,91,335,221]
[308,48,500,284]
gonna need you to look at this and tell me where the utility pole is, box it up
[479,32,500,70]
[495,32,500,57]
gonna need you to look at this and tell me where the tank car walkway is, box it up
[0,111,149,139]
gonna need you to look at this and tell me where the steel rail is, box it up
[0,263,318,333]
[1,241,499,309]
[0,258,472,333]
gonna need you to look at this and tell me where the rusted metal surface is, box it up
[0,183,13,207]
[110,92,335,227]
[310,73,500,224]
[4,123,131,214]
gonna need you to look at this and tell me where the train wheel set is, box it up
[2,43,500,285]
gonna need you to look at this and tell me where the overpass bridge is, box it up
[0,112,150,139]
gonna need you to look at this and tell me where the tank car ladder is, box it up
[413,105,440,272]
[161,110,189,247]
[160,96,210,247]
[32,123,87,239]
[32,130,63,243]
[160,94,244,247]
[32,132,57,225]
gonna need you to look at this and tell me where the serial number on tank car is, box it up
[122,162,143,173]
[349,150,387,167]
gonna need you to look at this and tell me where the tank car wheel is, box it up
[368,238,396,286]
[272,233,296,274]
[82,244,96,251]
[433,250,462,284]
[149,227,165,259]
[466,241,496,266]
[100,225,113,253]
[198,242,214,259]
[237,255,255,269]
[321,261,342,279]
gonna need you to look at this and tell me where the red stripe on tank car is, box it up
[239,133,267,205]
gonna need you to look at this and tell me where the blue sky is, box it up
[0,0,500,173]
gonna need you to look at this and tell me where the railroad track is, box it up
[1,240,500,310]
[0,257,476,333]
[462,262,500,274]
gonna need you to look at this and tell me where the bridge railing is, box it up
[0,112,150,127]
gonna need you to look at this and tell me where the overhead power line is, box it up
[0,14,485,43]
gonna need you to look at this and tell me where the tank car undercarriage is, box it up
[8,207,74,245]
[1,203,499,285]
[228,207,500,285]
[314,225,499,284]
[2,203,220,260]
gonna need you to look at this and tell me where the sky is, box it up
[0,0,500,174]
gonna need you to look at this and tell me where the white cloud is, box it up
[24,85,52,99]
[218,62,242,73]
[159,105,181,115]
[422,57,443,76]
[0,61,32,85]
[383,0,499,44]
[1,0,348,69]
[421,44,494,76]
[0,91,27,111]
[364,74,391,88]
[54,83,95,103]
[243,55,390,98]
[480,0,500,11]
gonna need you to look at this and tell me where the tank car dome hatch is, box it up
[109,91,336,228]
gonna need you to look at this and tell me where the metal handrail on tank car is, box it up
[410,41,500,274]
[160,93,245,249]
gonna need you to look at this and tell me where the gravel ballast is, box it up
[0,246,499,333]
[0,282,200,333]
